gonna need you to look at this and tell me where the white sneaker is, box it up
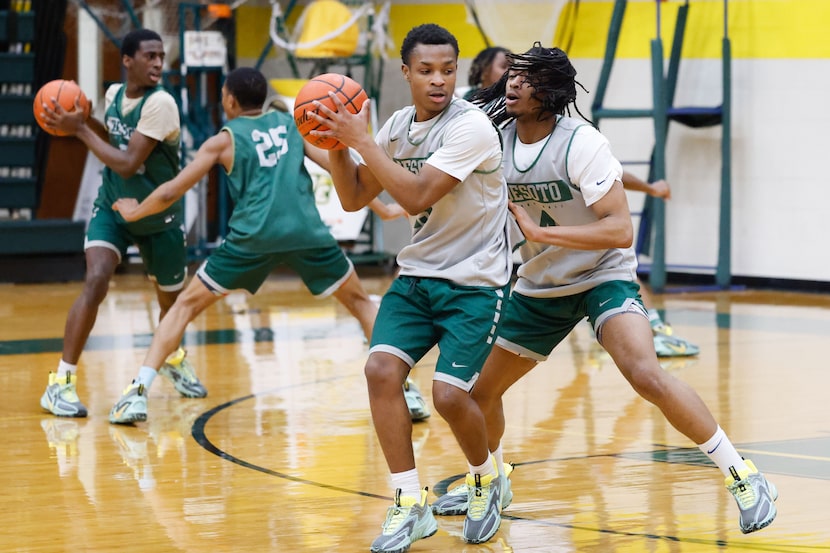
[725,459,778,533]
[433,462,514,516]
[159,348,207,398]
[40,372,87,417]
[403,377,430,421]
[109,381,148,424]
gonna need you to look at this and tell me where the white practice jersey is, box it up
[503,115,637,298]
[375,98,512,287]
[105,83,180,145]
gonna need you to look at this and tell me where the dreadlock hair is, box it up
[472,42,593,128]
[468,46,511,88]
[400,24,459,66]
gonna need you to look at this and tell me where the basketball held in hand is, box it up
[33,79,91,136]
[293,73,368,150]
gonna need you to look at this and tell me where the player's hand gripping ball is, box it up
[33,79,91,136]
[293,73,368,150]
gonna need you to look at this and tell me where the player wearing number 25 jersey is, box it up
[221,110,336,257]
[108,67,377,424]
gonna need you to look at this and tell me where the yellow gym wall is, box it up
[235,0,830,63]
[231,1,830,284]
[234,1,488,61]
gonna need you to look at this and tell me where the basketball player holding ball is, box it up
[38,29,205,420]
[33,79,91,136]
[310,24,514,550]
[109,67,379,424]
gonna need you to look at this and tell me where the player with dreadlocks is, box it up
[468,42,590,125]
[432,43,779,535]
[473,44,702,359]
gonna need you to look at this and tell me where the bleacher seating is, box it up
[0,1,85,283]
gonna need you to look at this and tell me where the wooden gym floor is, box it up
[1,268,828,552]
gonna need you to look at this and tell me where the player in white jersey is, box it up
[310,23,512,551]
[443,42,776,535]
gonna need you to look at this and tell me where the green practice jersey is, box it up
[221,110,337,253]
[97,85,183,236]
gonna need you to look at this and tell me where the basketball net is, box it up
[464,0,571,52]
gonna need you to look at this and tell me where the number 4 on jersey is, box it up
[540,210,557,227]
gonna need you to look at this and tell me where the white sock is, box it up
[698,426,749,477]
[57,360,77,378]
[491,444,505,475]
[390,468,421,501]
[136,365,158,390]
[468,454,497,479]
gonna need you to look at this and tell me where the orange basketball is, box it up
[33,79,91,136]
[293,73,368,150]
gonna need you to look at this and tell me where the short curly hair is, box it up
[120,28,162,58]
[225,67,267,110]
[400,23,459,66]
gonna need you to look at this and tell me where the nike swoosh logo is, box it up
[111,403,130,419]
[707,437,723,454]
[598,298,612,307]
[390,136,400,142]
[664,340,687,354]
[451,362,468,368]
[596,179,606,186]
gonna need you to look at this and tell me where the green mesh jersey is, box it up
[96,85,183,236]
[221,110,336,253]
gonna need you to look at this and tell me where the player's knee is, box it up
[364,356,403,392]
[627,364,669,403]
[82,270,112,304]
[431,382,466,419]
[173,294,208,322]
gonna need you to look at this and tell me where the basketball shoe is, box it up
[159,347,208,398]
[40,372,87,417]
[371,488,438,553]
[109,381,148,424]
[433,462,514,516]
[403,377,430,421]
[463,472,502,544]
[652,321,700,357]
[725,459,778,533]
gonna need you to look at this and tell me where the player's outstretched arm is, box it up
[621,171,672,200]
[368,198,408,220]
[303,141,330,172]
[113,131,231,222]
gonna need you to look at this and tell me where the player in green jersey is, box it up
[108,67,377,424]
[38,29,201,418]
